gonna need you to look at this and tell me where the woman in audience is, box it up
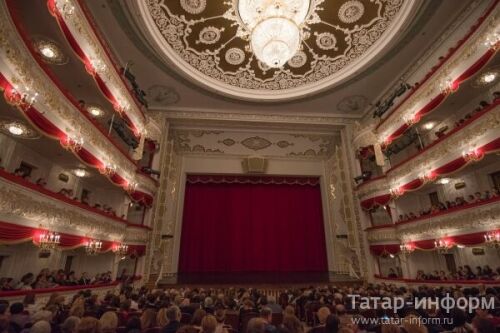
[156,308,169,328]
[200,315,217,333]
[191,309,207,332]
[61,316,81,333]
[99,312,118,333]
[76,317,101,333]
[140,309,157,331]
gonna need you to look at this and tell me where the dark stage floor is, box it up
[158,272,360,287]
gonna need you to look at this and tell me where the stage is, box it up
[157,272,361,287]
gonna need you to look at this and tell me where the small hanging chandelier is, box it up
[399,243,414,255]
[113,243,129,256]
[484,231,500,248]
[38,230,61,251]
[237,0,310,68]
[85,239,102,256]
[434,238,452,254]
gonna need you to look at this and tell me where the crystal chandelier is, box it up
[85,239,102,256]
[434,239,452,254]
[399,243,414,255]
[113,243,129,256]
[484,231,500,248]
[38,231,61,251]
[238,0,310,68]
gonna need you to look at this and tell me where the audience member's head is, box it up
[317,307,331,325]
[31,320,52,333]
[247,318,267,333]
[201,315,217,333]
[76,317,101,333]
[99,312,118,333]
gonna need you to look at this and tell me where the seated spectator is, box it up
[9,303,30,332]
[125,317,142,333]
[161,306,181,333]
[76,317,100,333]
[260,307,276,333]
[310,307,331,333]
[282,315,304,333]
[35,178,47,187]
[387,269,398,278]
[61,316,81,333]
[201,315,217,333]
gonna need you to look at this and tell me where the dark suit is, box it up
[161,321,181,333]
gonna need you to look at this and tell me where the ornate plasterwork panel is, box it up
[136,0,418,101]
[0,178,149,244]
[0,4,156,196]
[171,130,337,158]
[375,8,499,141]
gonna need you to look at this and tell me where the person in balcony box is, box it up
[78,272,92,286]
[65,271,78,286]
[387,269,398,279]
[35,178,47,187]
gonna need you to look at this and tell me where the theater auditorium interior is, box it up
[0,0,499,333]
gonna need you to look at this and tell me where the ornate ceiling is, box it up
[136,0,418,101]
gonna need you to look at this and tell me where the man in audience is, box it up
[310,307,331,333]
[259,307,276,333]
[161,306,181,333]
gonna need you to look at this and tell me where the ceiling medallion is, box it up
[288,51,308,68]
[225,48,246,66]
[338,0,365,24]
[198,26,223,45]
[180,0,206,14]
[140,0,415,101]
[0,119,40,139]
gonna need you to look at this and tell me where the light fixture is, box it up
[38,230,60,251]
[437,178,451,185]
[434,239,452,254]
[7,123,25,136]
[399,243,414,255]
[33,39,67,65]
[483,73,496,83]
[85,239,102,256]
[73,168,87,178]
[87,105,105,118]
[422,121,436,130]
[64,133,84,152]
[237,0,310,68]
[484,231,500,248]
[113,243,129,256]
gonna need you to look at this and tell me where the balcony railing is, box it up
[366,196,500,243]
[0,169,151,243]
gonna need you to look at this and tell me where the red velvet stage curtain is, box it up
[178,176,328,273]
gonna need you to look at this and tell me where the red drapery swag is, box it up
[178,176,328,273]
[0,73,153,207]
[0,221,145,255]
[46,0,144,137]
[370,230,499,255]
[377,0,499,139]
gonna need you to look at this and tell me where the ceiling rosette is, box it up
[135,0,419,101]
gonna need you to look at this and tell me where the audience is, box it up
[1,284,497,333]
[1,269,113,291]
[397,188,499,223]
[6,167,123,219]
